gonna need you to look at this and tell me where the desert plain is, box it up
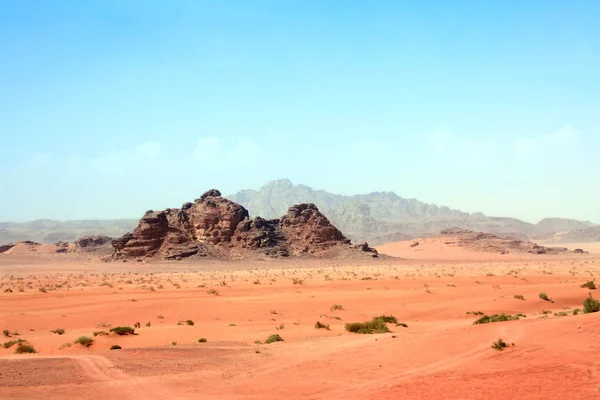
[1,240,600,399]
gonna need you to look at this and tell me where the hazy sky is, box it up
[1,1,599,223]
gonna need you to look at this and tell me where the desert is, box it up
[2,226,600,399]
[3,2,600,399]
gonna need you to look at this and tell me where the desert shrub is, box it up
[207,288,219,296]
[3,339,25,349]
[109,326,135,335]
[345,317,391,334]
[581,281,597,290]
[59,343,71,349]
[538,292,552,302]
[573,308,582,315]
[198,338,207,343]
[314,321,330,330]
[93,331,108,337]
[14,344,36,354]
[375,315,398,324]
[514,295,525,300]
[583,294,600,314]
[395,323,408,328]
[466,311,484,315]
[265,334,283,344]
[186,320,194,326]
[74,336,94,347]
[491,337,508,351]
[292,278,304,285]
[330,304,344,311]
[145,322,151,327]
[51,328,65,335]
[473,313,521,325]
[110,345,122,350]
[134,322,141,328]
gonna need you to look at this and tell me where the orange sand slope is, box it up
[1,251,600,399]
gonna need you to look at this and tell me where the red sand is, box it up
[1,244,600,399]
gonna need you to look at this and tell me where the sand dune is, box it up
[1,247,600,399]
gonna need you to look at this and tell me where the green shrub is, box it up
[3,339,25,349]
[74,336,94,347]
[330,304,344,311]
[583,294,600,313]
[292,278,304,285]
[93,331,108,337]
[265,334,283,344]
[375,315,398,324]
[473,313,521,325]
[581,281,597,290]
[491,337,508,351]
[314,321,330,330]
[538,292,552,302]
[14,344,36,354]
[51,328,65,335]
[345,317,391,334]
[109,326,135,335]
[110,345,122,350]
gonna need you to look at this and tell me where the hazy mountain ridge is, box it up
[1,179,597,246]
[0,219,137,245]
[228,179,597,245]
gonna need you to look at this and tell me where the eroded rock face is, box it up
[440,228,585,255]
[112,190,378,260]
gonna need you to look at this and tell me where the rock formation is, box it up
[111,190,378,260]
[440,228,584,255]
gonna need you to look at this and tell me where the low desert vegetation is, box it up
[473,313,524,325]
[3,338,26,349]
[74,336,94,347]
[345,315,397,334]
[198,338,207,343]
[581,280,597,290]
[314,321,330,330]
[14,344,36,354]
[93,331,108,337]
[265,334,283,344]
[538,292,553,302]
[491,337,511,351]
[514,295,525,300]
[583,294,600,314]
[466,311,484,315]
[292,278,304,285]
[109,326,135,335]
[330,304,344,311]
[51,328,65,335]
[110,345,122,350]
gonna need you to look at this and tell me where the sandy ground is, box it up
[1,243,600,399]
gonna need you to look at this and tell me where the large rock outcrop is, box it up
[440,228,584,255]
[112,190,378,260]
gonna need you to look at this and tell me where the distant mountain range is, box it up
[228,179,598,245]
[0,220,137,245]
[0,179,597,246]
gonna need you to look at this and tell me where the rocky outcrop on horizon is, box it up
[111,190,378,260]
[2,179,597,248]
[439,228,585,255]
[229,179,598,245]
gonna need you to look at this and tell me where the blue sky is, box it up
[1,0,599,222]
